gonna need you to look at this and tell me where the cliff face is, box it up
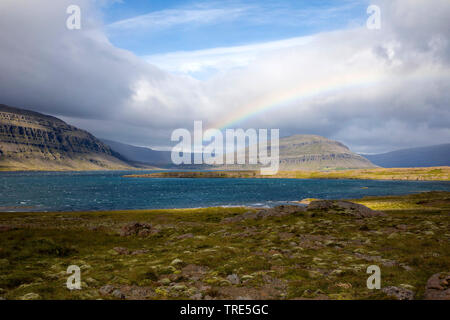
[0,104,133,171]
[277,134,376,170]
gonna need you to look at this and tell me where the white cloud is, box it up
[107,6,248,31]
[144,36,314,78]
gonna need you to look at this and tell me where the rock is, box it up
[424,272,450,300]
[173,285,187,291]
[99,285,115,296]
[20,293,41,300]
[189,293,203,300]
[112,289,125,299]
[222,205,306,223]
[400,264,413,271]
[160,278,171,285]
[119,222,154,237]
[171,259,184,266]
[86,277,98,285]
[335,282,352,289]
[131,249,149,255]
[307,200,386,218]
[400,284,415,291]
[113,247,131,255]
[227,274,241,285]
[382,286,414,300]
[181,264,208,281]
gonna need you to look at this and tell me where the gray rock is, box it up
[382,286,414,300]
[189,293,203,300]
[227,274,241,285]
[113,247,131,255]
[119,222,153,237]
[112,289,125,299]
[99,285,115,296]
[308,200,386,218]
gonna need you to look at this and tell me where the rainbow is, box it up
[209,71,387,130]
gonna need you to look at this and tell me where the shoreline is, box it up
[1,166,449,182]
[124,166,450,181]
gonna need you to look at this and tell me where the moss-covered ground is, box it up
[0,192,448,300]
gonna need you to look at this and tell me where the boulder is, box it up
[307,200,385,218]
[227,274,241,285]
[381,286,414,300]
[119,222,154,237]
[424,272,450,300]
[99,285,115,296]
[113,247,131,255]
[222,205,306,223]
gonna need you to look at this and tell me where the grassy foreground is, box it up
[0,191,449,300]
[125,166,450,181]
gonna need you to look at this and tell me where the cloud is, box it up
[0,0,211,132]
[107,6,248,32]
[144,36,314,78]
[0,0,449,153]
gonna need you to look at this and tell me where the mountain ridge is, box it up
[362,144,450,168]
[0,104,136,171]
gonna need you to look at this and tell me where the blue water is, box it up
[0,170,449,212]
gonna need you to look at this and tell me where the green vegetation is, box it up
[0,192,448,300]
[125,166,450,181]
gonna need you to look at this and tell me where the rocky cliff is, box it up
[0,104,133,171]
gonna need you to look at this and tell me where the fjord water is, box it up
[0,171,449,212]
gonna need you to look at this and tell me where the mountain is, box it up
[217,134,376,170]
[0,104,136,171]
[276,134,376,170]
[101,139,172,165]
[362,144,450,168]
[104,134,376,170]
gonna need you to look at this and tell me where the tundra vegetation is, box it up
[0,191,448,300]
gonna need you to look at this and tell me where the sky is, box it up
[0,0,449,153]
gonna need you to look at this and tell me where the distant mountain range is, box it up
[362,144,450,168]
[101,139,172,165]
[4,104,446,172]
[0,104,139,171]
